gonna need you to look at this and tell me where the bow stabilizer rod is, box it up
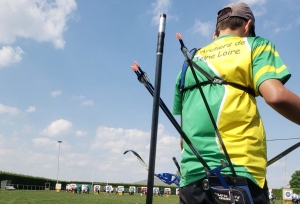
[267,142,300,166]
[146,14,166,204]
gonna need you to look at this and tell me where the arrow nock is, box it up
[134,61,139,68]
[131,65,138,71]
[176,33,182,40]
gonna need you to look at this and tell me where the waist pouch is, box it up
[208,176,254,204]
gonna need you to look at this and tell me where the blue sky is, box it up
[0,0,299,189]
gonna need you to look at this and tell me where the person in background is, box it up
[271,191,276,204]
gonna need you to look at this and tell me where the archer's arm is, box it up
[259,79,300,125]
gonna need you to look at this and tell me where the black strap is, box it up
[182,60,256,97]
[223,81,255,97]
[191,60,215,82]
[180,81,211,92]
[181,81,255,97]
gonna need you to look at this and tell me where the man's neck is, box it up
[219,28,247,38]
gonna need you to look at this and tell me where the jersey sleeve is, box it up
[173,72,182,115]
[251,38,291,94]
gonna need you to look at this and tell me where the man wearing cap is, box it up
[173,2,300,204]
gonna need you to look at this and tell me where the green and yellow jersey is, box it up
[173,35,291,188]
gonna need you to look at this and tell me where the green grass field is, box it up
[0,190,180,204]
[0,190,289,204]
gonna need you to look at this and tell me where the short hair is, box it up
[215,8,255,37]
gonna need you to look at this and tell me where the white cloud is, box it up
[151,0,174,25]
[81,100,94,106]
[22,124,34,134]
[32,137,56,146]
[0,0,77,67]
[91,126,150,151]
[229,0,266,5]
[191,20,214,37]
[0,103,19,115]
[10,131,20,142]
[32,137,71,149]
[76,130,87,137]
[274,27,282,34]
[157,135,179,147]
[0,46,24,68]
[63,153,90,167]
[263,20,291,34]
[50,90,62,98]
[0,124,182,184]
[252,7,267,17]
[0,134,6,146]
[91,124,179,157]
[95,126,149,140]
[124,128,150,139]
[145,132,179,151]
[104,140,127,154]
[0,0,77,49]
[40,119,72,136]
[263,20,276,28]
[25,106,36,113]
[27,153,56,167]
[72,95,85,100]
[0,148,20,158]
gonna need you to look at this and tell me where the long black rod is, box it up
[143,81,210,169]
[146,14,166,204]
[267,142,300,166]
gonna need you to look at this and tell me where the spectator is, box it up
[271,192,276,204]
[292,193,298,204]
[160,189,164,197]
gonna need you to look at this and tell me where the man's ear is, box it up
[245,19,253,36]
[213,32,217,40]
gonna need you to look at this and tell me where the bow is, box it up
[124,150,180,186]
